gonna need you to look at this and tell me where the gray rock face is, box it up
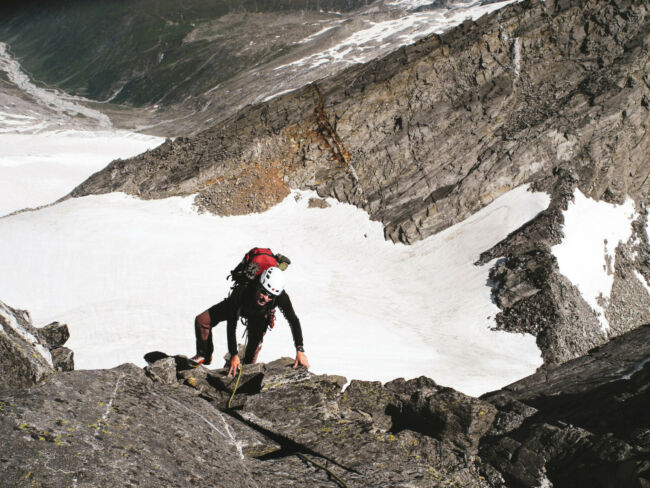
[2,324,649,487]
[481,323,650,488]
[477,170,650,366]
[169,357,496,486]
[0,300,73,390]
[399,386,497,454]
[70,0,649,246]
[0,364,269,488]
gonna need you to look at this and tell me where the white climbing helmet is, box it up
[260,266,285,296]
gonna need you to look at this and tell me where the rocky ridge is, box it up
[0,301,648,487]
[70,0,649,243]
[476,169,650,365]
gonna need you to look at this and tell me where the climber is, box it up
[190,266,310,375]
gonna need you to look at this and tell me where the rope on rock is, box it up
[227,321,248,409]
[226,318,349,488]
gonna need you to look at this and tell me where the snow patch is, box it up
[0,130,164,216]
[552,190,636,333]
[513,37,521,76]
[633,270,650,295]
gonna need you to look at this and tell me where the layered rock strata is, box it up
[70,0,649,245]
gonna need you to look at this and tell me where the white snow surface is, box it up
[0,130,164,216]
[634,270,650,295]
[552,190,637,333]
[0,184,549,396]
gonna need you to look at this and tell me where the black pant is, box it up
[195,299,269,364]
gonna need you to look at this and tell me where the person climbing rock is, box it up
[190,266,310,375]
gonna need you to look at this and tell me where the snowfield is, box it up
[0,130,163,216]
[0,180,548,396]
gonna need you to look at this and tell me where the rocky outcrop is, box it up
[1,356,495,487]
[476,169,650,365]
[70,0,649,245]
[480,323,650,487]
[2,323,648,487]
[0,299,73,391]
[0,364,267,488]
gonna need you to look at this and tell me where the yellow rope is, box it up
[227,324,248,409]
[225,320,348,488]
[296,453,349,488]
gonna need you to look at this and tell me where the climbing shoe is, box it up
[189,355,212,367]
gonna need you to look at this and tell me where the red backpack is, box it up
[229,247,290,286]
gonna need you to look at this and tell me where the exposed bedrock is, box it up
[1,323,649,487]
[70,0,649,246]
[480,323,650,488]
[477,169,650,365]
[0,299,73,391]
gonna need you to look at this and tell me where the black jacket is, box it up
[226,283,303,356]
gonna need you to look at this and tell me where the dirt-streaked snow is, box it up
[273,0,517,73]
[0,184,549,396]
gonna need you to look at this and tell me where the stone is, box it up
[51,347,74,372]
[398,386,498,453]
[0,300,55,390]
[144,357,178,385]
[307,197,330,208]
[37,321,70,349]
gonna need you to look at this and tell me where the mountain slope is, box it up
[71,0,649,242]
[0,0,368,105]
[0,0,515,134]
[68,0,650,366]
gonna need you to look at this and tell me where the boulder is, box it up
[399,386,498,453]
[37,321,69,348]
[0,300,55,390]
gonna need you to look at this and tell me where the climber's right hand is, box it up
[228,354,241,377]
